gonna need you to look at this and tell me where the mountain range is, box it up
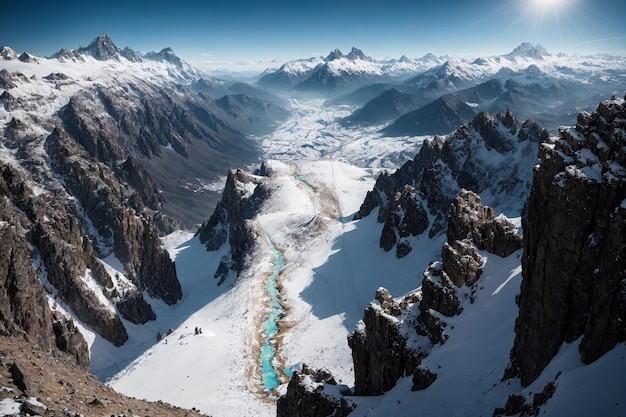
[258,47,448,92]
[1,35,625,417]
[263,43,625,133]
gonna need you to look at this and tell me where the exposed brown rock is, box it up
[0,164,91,363]
[45,127,181,309]
[0,336,204,417]
[420,264,461,317]
[441,240,484,287]
[447,189,523,258]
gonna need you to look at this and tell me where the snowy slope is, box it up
[107,94,626,416]
[106,98,444,416]
[7,39,620,417]
[108,156,446,416]
[345,249,626,417]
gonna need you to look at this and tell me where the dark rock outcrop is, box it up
[197,168,269,282]
[277,366,355,417]
[411,367,437,391]
[348,288,424,396]
[447,189,523,258]
[355,110,545,256]
[507,95,626,386]
[116,290,157,324]
[350,189,524,396]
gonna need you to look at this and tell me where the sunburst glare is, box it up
[526,0,574,39]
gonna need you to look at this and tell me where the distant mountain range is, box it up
[259,42,625,133]
[258,46,448,92]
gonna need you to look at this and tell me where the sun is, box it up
[536,0,563,5]
[526,0,572,32]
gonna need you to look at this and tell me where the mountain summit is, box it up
[505,42,550,60]
[78,33,122,60]
[145,47,180,65]
[325,47,370,62]
[325,48,345,61]
[346,47,370,61]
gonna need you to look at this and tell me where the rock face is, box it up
[348,288,424,396]
[355,110,546,256]
[276,366,355,417]
[349,189,523,396]
[45,127,182,311]
[447,189,523,258]
[197,167,269,282]
[58,78,260,227]
[0,164,90,365]
[507,95,626,386]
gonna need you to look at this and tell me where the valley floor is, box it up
[102,99,626,417]
[105,99,437,416]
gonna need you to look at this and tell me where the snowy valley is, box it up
[0,36,625,417]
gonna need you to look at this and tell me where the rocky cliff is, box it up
[0,163,91,364]
[349,189,522,396]
[355,110,546,257]
[45,127,182,316]
[276,366,355,417]
[280,189,523,414]
[59,79,260,227]
[507,95,626,386]
[197,166,270,283]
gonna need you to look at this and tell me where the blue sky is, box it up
[2,0,625,71]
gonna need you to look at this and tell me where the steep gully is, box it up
[260,173,319,393]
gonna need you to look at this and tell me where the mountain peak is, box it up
[506,42,550,60]
[346,47,369,61]
[325,49,344,61]
[1,46,19,60]
[145,47,183,67]
[18,51,38,63]
[78,34,122,60]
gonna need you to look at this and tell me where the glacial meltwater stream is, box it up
[261,174,318,392]
[261,231,286,392]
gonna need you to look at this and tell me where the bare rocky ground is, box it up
[0,336,204,417]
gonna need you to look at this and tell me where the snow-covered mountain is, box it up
[504,41,550,60]
[258,47,447,92]
[0,35,293,226]
[0,35,286,413]
[1,35,625,417]
[345,44,625,133]
[276,95,626,417]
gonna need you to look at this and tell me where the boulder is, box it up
[276,366,355,417]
